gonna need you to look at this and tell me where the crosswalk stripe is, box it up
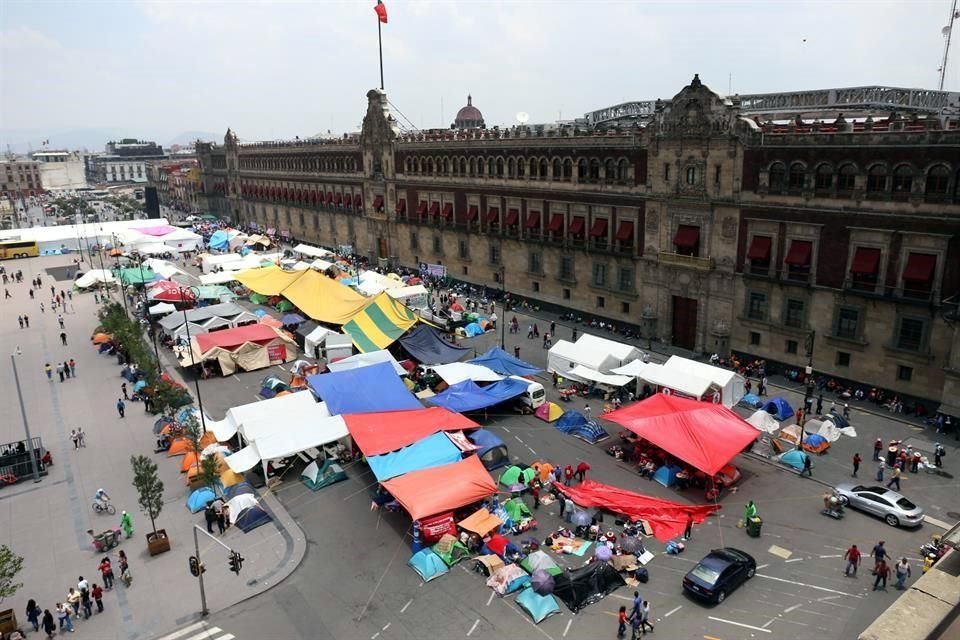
[154,622,236,640]
[155,622,208,640]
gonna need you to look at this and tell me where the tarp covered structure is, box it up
[551,562,626,613]
[427,378,528,413]
[565,365,632,387]
[226,415,348,472]
[469,347,542,377]
[398,325,471,364]
[189,324,296,375]
[381,455,497,521]
[431,362,503,386]
[281,269,370,324]
[573,334,643,370]
[326,349,407,376]
[603,394,758,476]
[344,407,478,457]
[366,432,463,482]
[206,384,322,441]
[468,429,510,470]
[293,243,333,259]
[747,409,781,433]
[661,355,746,408]
[458,508,502,537]
[307,361,422,415]
[233,265,304,296]
[342,292,419,352]
[75,269,117,288]
[556,480,720,541]
[115,267,158,285]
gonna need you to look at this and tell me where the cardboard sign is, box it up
[267,344,286,362]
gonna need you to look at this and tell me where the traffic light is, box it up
[189,555,200,577]
[228,551,244,575]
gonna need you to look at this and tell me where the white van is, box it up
[509,376,546,409]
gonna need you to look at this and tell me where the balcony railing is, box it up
[657,252,715,271]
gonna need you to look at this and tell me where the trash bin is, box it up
[746,516,763,537]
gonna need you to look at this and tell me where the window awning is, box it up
[784,240,812,266]
[568,216,585,236]
[616,221,634,241]
[354,194,362,208]
[548,214,564,233]
[335,192,343,205]
[372,194,384,210]
[746,236,772,261]
[589,218,608,238]
[902,252,936,282]
[850,247,881,275]
[674,225,699,249]
[342,193,352,207]
[396,198,406,214]
[417,200,428,216]
[326,192,333,204]
[441,203,453,219]
[486,207,500,223]
[312,191,319,203]
[525,211,540,229]
[504,208,519,226]
[466,205,479,221]
[429,202,441,216]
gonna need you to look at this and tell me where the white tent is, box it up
[432,362,503,386]
[209,390,321,442]
[547,340,619,375]
[148,302,177,316]
[629,362,717,400]
[304,326,334,359]
[240,400,331,442]
[310,259,335,272]
[201,253,244,274]
[357,270,403,296]
[226,494,259,523]
[574,334,644,369]
[144,258,186,279]
[386,284,429,309]
[662,356,746,407]
[566,365,632,387]
[293,243,333,259]
[223,445,262,473]
[747,409,781,434]
[611,360,660,378]
[327,349,407,376]
[199,271,241,285]
[134,243,172,255]
[227,415,348,472]
[75,269,116,288]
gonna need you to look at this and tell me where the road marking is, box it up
[924,515,952,529]
[756,573,862,598]
[527,445,537,455]
[824,545,847,551]
[785,558,803,563]
[514,435,523,443]
[154,622,208,640]
[704,636,723,640]
[784,603,803,613]
[756,563,769,569]
[383,623,391,631]
[487,591,496,606]
[563,619,573,637]
[708,616,773,633]
[762,618,777,628]
[467,619,480,636]
[819,554,842,559]
[663,605,682,617]
[371,634,379,640]
[502,427,512,433]
[400,599,413,613]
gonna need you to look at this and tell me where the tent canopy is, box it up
[282,269,369,324]
[573,334,643,367]
[343,292,419,353]
[427,378,528,413]
[535,402,564,423]
[366,432,463,482]
[555,410,609,444]
[467,429,509,470]
[603,394,758,475]
[233,265,303,296]
[293,243,333,258]
[747,409,781,434]
[408,548,449,582]
[326,349,407,376]
[517,586,561,623]
[194,324,289,353]
[398,325,471,364]
[431,362,503,386]
[764,397,795,421]
[469,347,541,377]
[458,508,502,537]
[344,407,478,456]
[381,456,497,521]
[227,415,348,470]
[565,365,632,387]
[207,388,320,441]
[307,361,422,415]
[662,355,746,407]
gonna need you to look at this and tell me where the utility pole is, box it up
[798,330,816,449]
[190,525,240,616]
[939,0,959,90]
[11,353,41,483]
[499,266,506,350]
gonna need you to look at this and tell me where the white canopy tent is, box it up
[565,365,632,387]
[431,362,503,386]
[357,270,404,296]
[747,409,781,434]
[574,334,644,369]
[386,284,429,309]
[611,360,661,378]
[310,258,335,272]
[148,302,177,316]
[293,243,333,259]
[547,340,619,375]
[628,362,718,401]
[662,356,746,408]
[326,349,407,376]
[226,415,349,473]
[303,326,333,358]
[75,269,116,288]
[199,271,241,285]
[208,389,321,442]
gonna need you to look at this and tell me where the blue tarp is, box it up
[803,433,828,447]
[399,325,472,364]
[554,410,609,444]
[779,449,810,471]
[652,464,680,487]
[307,362,422,415]
[186,487,215,513]
[235,505,273,533]
[468,429,510,470]
[738,393,763,409]
[427,378,528,413]
[366,432,463,482]
[208,230,229,250]
[464,322,485,337]
[516,587,561,624]
[408,548,449,582]
[764,397,795,421]
[469,347,542,377]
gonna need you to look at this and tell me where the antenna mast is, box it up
[939,0,959,90]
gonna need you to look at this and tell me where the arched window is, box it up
[768,162,787,190]
[451,157,458,175]
[487,158,495,176]
[838,164,857,191]
[442,158,449,175]
[426,158,434,174]
[814,163,833,190]
[404,158,411,173]
[789,163,806,189]
[617,159,629,181]
[892,165,913,194]
[605,159,617,182]
[539,158,548,179]
[469,157,477,176]
[563,159,573,181]
[553,158,562,180]
[478,158,485,176]
[577,158,588,179]
[925,165,949,198]
[589,159,601,181]
[529,158,538,178]
[517,158,525,177]
[496,157,504,177]
[459,158,466,175]
[507,158,515,178]
[867,165,888,193]
[685,166,698,185]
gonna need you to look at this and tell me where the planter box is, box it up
[147,529,171,556]
[0,608,17,635]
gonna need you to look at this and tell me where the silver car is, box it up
[833,483,925,528]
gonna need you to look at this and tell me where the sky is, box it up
[0,0,957,148]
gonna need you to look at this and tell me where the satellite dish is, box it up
[516,112,529,124]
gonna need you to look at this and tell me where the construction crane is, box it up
[940,0,960,90]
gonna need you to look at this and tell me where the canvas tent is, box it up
[469,347,541,377]
[307,361,422,414]
[75,269,116,288]
[226,414,348,473]
[661,355,746,408]
[547,340,618,375]
[431,362,503,386]
[385,284,429,309]
[342,292,419,352]
[187,324,296,375]
[763,397,795,421]
[365,432,463,482]
[573,334,643,369]
[326,349,407,376]
[565,365,632,387]
[206,390,329,442]
[344,407,478,457]
[603,394,759,476]
[554,410,609,444]
[621,362,719,403]
[408,548,449,582]
[747,409,781,434]
[551,562,626,613]
[428,378,529,413]
[281,269,370,324]
[293,243,333,259]
[158,302,258,335]
[398,325,471,364]
[381,456,497,521]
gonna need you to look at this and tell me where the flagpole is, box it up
[377,18,384,90]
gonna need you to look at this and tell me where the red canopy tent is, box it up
[556,480,719,541]
[148,280,195,303]
[345,407,479,456]
[382,456,496,521]
[603,394,758,476]
[194,324,284,353]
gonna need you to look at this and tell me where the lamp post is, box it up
[798,330,816,449]
[179,285,207,433]
[11,353,41,483]
[499,266,506,350]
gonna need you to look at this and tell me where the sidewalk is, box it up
[0,254,305,640]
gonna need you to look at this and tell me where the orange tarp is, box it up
[166,438,195,456]
[458,508,503,537]
[381,456,497,521]
[180,451,199,473]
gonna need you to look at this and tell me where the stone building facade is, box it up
[196,78,960,407]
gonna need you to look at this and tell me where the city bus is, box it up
[0,239,39,260]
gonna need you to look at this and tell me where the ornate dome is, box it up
[453,95,485,129]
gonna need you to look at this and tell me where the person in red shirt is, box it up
[91,584,104,613]
[852,453,862,478]
[575,461,591,483]
[617,605,628,638]
[563,465,574,486]
[844,544,861,577]
[531,484,540,510]
[873,559,890,590]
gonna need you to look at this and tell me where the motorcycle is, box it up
[921,534,946,560]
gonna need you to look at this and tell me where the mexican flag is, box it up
[374,0,388,24]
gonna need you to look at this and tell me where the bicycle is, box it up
[92,500,116,515]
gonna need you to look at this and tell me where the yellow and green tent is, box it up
[342,293,418,353]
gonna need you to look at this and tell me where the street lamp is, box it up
[499,266,506,350]
[10,352,41,483]
[178,285,208,433]
[798,330,816,450]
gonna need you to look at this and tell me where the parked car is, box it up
[832,483,924,528]
[683,548,756,604]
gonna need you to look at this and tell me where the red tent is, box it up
[603,394,758,476]
[556,480,719,541]
[345,407,479,456]
[382,456,496,521]
[148,280,194,303]
[194,324,283,352]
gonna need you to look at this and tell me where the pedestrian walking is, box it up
[55,603,73,633]
[563,464,574,486]
[683,513,693,540]
[852,452,862,477]
[513,346,520,359]
[816,394,823,415]
[872,541,888,567]
[801,454,813,477]
[876,461,885,482]
[92,583,104,613]
[558,492,567,518]
[69,358,76,377]
[895,558,912,590]
[583,403,592,419]
[120,510,133,538]
[118,550,131,586]
[42,609,56,638]
[44,363,52,379]
[17,315,23,329]
[549,321,556,336]
[116,398,125,418]
[743,501,758,525]
[531,483,540,509]
[77,427,86,448]
[23,314,29,327]
[576,461,591,482]
[527,325,534,339]
[63,361,71,379]
[886,466,902,491]
[844,544,862,577]
[639,600,655,634]
[873,438,883,461]
[121,382,128,400]
[25,599,41,632]
[39,302,44,313]
[66,588,80,616]
[843,403,851,419]
[571,327,578,341]
[204,503,217,534]
[80,587,92,619]
[214,500,226,534]
[758,376,767,395]
[872,559,890,591]
[57,363,65,383]
[71,429,79,450]
[628,608,642,640]
[98,557,114,590]
[617,605,628,639]
[58,314,64,329]
[533,324,540,337]
[934,443,945,468]
[59,331,67,346]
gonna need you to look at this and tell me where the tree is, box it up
[198,455,220,492]
[131,455,164,536]
[149,379,192,417]
[0,545,23,605]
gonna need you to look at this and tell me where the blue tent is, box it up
[408,548,449,582]
[468,429,510,470]
[803,433,828,447]
[516,587,561,624]
[427,378,528,413]
[652,465,680,487]
[281,313,305,325]
[738,393,763,409]
[764,397,795,421]
[308,362,422,414]
[826,411,850,428]
[186,487,215,513]
[555,410,609,444]
[366,432,463,482]
[463,322,485,337]
[398,325,471,364]
[779,449,811,471]
[223,482,257,501]
[235,505,273,533]
[469,347,542,377]
[208,230,229,250]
